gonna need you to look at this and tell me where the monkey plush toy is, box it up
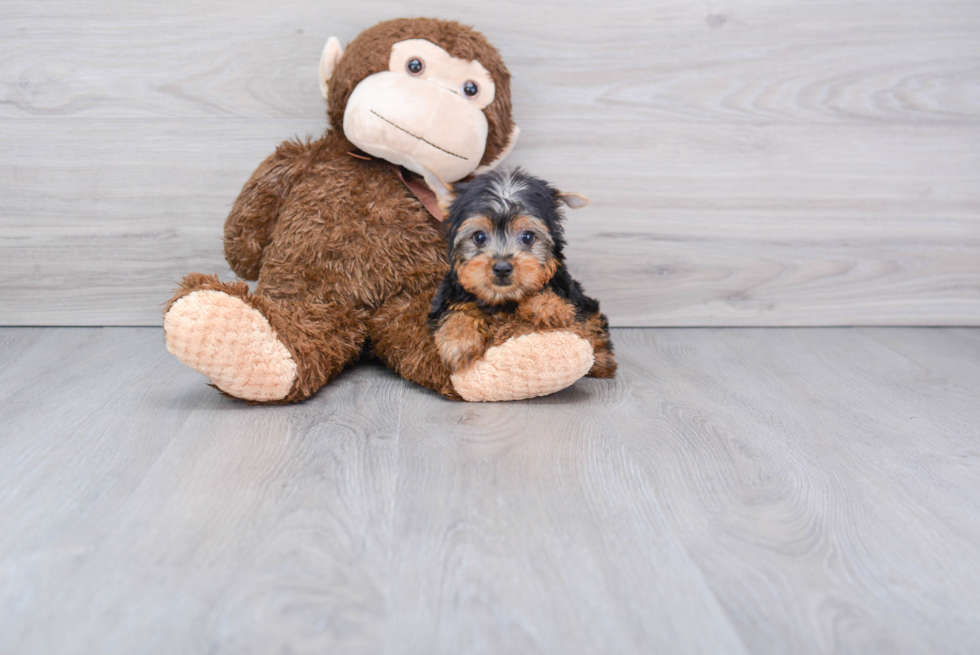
[163,17,598,403]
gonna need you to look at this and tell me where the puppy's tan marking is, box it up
[511,215,553,245]
[508,252,550,299]
[434,305,489,372]
[518,290,576,329]
[452,216,494,255]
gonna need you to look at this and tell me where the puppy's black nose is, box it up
[492,260,513,278]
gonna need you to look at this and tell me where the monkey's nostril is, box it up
[492,261,513,278]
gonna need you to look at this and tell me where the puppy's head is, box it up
[430,168,588,305]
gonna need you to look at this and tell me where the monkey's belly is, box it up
[257,211,447,307]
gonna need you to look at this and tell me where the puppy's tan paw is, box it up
[517,292,577,329]
[434,312,489,372]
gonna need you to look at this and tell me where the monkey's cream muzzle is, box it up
[343,72,489,183]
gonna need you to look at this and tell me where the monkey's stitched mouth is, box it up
[370,110,468,161]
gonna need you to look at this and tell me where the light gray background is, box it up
[2,0,978,326]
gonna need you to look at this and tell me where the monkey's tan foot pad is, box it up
[164,290,297,402]
[451,331,594,402]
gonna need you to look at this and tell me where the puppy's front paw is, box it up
[517,291,576,329]
[434,312,489,373]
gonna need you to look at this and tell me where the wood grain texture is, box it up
[1,1,979,326]
[1,326,979,654]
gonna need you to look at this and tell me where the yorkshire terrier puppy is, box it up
[427,168,616,379]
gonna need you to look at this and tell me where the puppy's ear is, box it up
[423,167,456,216]
[556,191,589,209]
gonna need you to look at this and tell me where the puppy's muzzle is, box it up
[492,259,513,285]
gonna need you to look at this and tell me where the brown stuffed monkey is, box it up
[163,17,597,403]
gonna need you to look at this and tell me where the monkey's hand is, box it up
[434,310,490,373]
[517,291,577,330]
[448,293,594,402]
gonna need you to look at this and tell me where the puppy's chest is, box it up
[455,301,525,331]
[475,302,519,321]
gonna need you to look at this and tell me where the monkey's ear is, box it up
[319,37,344,99]
[556,192,590,209]
[422,167,456,215]
[474,124,521,174]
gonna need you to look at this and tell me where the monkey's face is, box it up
[342,39,497,183]
[451,214,558,305]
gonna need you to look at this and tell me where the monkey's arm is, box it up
[224,140,309,280]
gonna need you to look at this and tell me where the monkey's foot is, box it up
[450,331,594,402]
[164,289,297,402]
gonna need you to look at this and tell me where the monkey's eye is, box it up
[406,58,424,75]
[462,80,479,97]
[472,231,488,246]
[520,230,536,246]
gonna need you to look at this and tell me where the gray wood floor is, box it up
[2,1,979,326]
[1,327,978,654]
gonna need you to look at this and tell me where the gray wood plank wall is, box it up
[2,0,978,326]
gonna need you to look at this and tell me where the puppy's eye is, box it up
[473,231,487,246]
[462,80,479,97]
[520,230,536,246]
[406,58,424,75]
